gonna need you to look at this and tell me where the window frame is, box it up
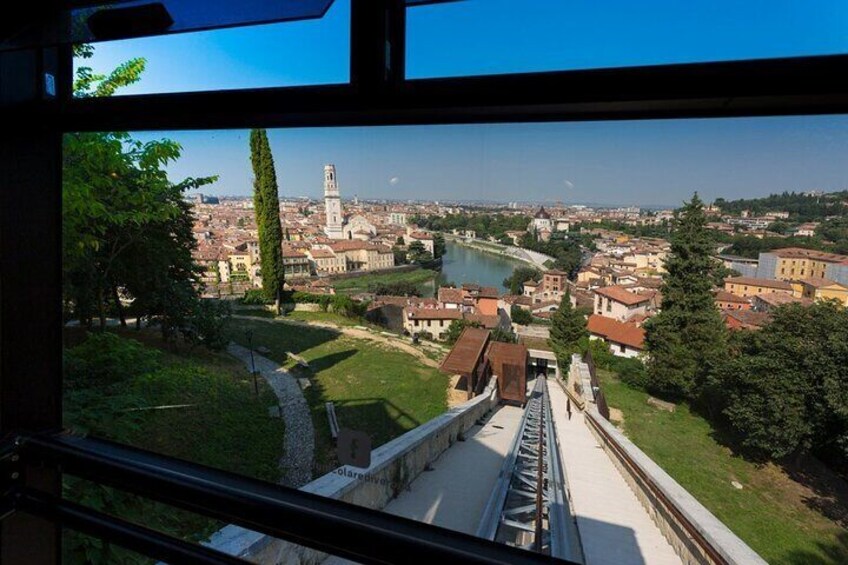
[3,0,848,562]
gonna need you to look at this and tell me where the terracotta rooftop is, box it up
[438,287,464,304]
[593,285,653,306]
[723,310,772,330]
[753,293,813,307]
[308,249,336,259]
[587,315,646,350]
[478,286,500,299]
[464,313,500,329]
[714,290,751,304]
[405,307,463,321]
[440,327,491,375]
[797,277,845,289]
[769,247,848,263]
[724,277,792,290]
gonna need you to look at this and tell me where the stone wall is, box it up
[207,376,500,564]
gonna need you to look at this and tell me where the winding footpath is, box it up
[227,343,315,488]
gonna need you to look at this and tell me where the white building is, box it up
[531,206,553,232]
[324,164,344,239]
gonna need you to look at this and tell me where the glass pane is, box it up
[407,0,848,78]
[72,0,349,96]
[63,115,848,564]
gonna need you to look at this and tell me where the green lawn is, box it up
[285,310,363,327]
[330,268,437,294]
[63,329,284,563]
[598,369,848,565]
[227,317,449,470]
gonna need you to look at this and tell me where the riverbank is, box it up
[443,233,554,269]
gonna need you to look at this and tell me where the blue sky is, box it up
[79,0,848,206]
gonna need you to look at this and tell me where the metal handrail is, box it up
[7,433,578,565]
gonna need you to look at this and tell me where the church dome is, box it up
[534,206,551,219]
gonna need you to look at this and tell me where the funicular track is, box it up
[477,378,583,563]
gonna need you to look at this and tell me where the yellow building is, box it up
[791,278,848,306]
[759,247,848,281]
[723,276,792,298]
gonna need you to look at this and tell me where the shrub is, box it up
[185,299,232,351]
[242,289,270,305]
[64,333,160,389]
[510,305,533,325]
[612,357,649,390]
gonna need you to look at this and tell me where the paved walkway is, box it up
[228,343,314,488]
[548,380,681,565]
[383,405,524,534]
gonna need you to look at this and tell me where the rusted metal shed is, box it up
[439,327,491,400]
[486,342,529,406]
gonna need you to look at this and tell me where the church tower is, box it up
[323,164,344,239]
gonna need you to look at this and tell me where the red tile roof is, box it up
[405,308,463,321]
[593,285,653,306]
[724,277,792,290]
[587,315,645,350]
[438,287,464,304]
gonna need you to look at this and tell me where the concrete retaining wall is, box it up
[207,377,500,564]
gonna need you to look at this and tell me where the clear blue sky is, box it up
[79,0,848,207]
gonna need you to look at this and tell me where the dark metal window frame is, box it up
[2,0,848,563]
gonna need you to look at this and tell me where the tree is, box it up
[490,328,517,343]
[643,193,727,404]
[510,305,533,326]
[444,319,482,345]
[548,294,587,371]
[250,129,285,314]
[503,266,541,295]
[407,241,434,265]
[64,46,216,334]
[433,232,446,259]
[720,301,848,463]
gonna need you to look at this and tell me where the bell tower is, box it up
[324,164,343,239]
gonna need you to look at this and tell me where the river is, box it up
[420,241,527,296]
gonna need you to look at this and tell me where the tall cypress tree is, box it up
[644,193,727,403]
[549,292,587,372]
[250,129,285,313]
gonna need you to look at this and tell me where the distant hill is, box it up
[713,191,848,221]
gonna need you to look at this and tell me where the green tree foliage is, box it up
[644,193,727,403]
[503,266,541,295]
[411,212,530,240]
[510,305,533,325]
[368,281,421,297]
[490,328,517,343]
[548,295,587,370]
[711,263,741,287]
[433,232,446,259]
[250,129,285,313]
[714,190,848,222]
[407,240,435,266]
[443,319,482,345]
[720,301,848,462]
[64,47,217,337]
[725,233,833,259]
[519,232,584,278]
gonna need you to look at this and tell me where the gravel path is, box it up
[228,343,314,488]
